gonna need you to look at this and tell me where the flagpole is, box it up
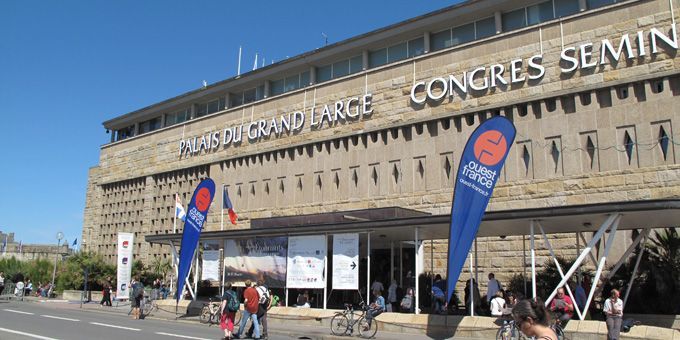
[221,186,224,231]
[171,193,178,295]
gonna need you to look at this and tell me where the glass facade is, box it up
[527,1,555,25]
[555,0,581,17]
[587,0,616,9]
[502,8,527,32]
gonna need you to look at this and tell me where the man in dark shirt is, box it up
[234,280,260,339]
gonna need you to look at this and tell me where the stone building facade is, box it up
[0,231,73,262]
[84,0,680,296]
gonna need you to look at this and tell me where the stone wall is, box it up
[83,0,680,297]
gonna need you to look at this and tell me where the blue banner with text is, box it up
[177,178,216,302]
[446,116,515,303]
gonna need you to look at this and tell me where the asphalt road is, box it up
[0,300,295,340]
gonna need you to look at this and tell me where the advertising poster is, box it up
[332,233,359,290]
[116,232,134,299]
[201,241,221,282]
[445,116,515,302]
[224,237,287,287]
[176,178,216,301]
[286,235,326,289]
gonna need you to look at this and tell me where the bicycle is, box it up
[551,318,565,340]
[199,296,222,324]
[496,319,526,340]
[330,301,378,339]
[140,294,158,318]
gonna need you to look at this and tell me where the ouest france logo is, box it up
[461,129,508,193]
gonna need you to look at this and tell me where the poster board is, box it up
[224,237,287,287]
[286,235,326,288]
[332,233,359,290]
[116,232,134,299]
[201,241,221,281]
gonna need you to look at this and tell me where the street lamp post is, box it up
[51,232,64,288]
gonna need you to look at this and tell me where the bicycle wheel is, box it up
[199,305,211,324]
[358,317,378,339]
[330,314,349,336]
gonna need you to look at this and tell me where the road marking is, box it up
[155,332,213,340]
[3,308,34,315]
[89,322,140,331]
[0,327,59,340]
[41,314,80,322]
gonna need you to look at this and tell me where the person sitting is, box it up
[24,279,33,296]
[400,287,415,313]
[14,280,25,297]
[296,290,310,308]
[548,287,574,325]
[365,289,385,330]
[490,290,506,317]
[431,274,447,314]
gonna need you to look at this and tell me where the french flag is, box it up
[175,194,186,222]
[223,187,238,225]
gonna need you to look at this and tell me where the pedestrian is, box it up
[464,278,481,316]
[234,279,260,339]
[603,289,623,340]
[387,279,399,312]
[486,273,502,303]
[365,289,385,330]
[219,283,238,340]
[100,281,112,307]
[400,287,415,313]
[490,290,506,317]
[130,277,144,319]
[246,280,271,339]
[431,274,446,314]
[512,299,558,340]
[370,278,384,296]
[0,272,5,295]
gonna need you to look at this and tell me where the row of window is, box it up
[113,0,622,142]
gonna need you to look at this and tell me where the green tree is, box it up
[149,256,172,281]
[0,257,27,282]
[56,251,114,291]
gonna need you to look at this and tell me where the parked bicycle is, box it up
[200,296,222,324]
[550,316,566,340]
[330,301,378,338]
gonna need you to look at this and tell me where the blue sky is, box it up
[0,1,456,245]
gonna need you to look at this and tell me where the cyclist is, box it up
[364,289,385,330]
[548,287,573,326]
[512,299,558,340]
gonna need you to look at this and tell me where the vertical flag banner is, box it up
[175,194,187,222]
[176,178,216,302]
[116,232,134,299]
[446,116,516,303]
[223,187,238,225]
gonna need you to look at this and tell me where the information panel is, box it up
[332,233,359,290]
[116,232,134,299]
[224,237,288,287]
[286,235,326,289]
[201,241,221,281]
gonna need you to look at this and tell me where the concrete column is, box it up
[423,32,430,53]
[362,50,369,70]
[133,122,140,136]
[494,11,502,34]
[264,80,270,98]
[160,114,166,128]
[578,0,587,12]
[309,66,317,85]
[224,93,231,110]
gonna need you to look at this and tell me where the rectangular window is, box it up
[431,29,451,51]
[527,1,554,25]
[502,8,527,32]
[300,71,310,87]
[270,79,284,96]
[475,17,496,39]
[349,55,363,73]
[408,37,425,56]
[230,92,244,107]
[243,88,257,104]
[369,48,388,68]
[451,23,475,46]
[256,85,265,100]
[284,74,300,92]
[117,125,135,141]
[139,117,161,134]
[218,97,226,111]
[317,64,332,82]
[387,42,408,63]
[195,103,207,117]
[587,0,615,9]
[555,0,580,17]
[332,59,350,78]
[207,99,219,114]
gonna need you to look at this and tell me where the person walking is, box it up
[100,281,112,307]
[387,279,399,312]
[603,289,623,340]
[487,273,502,303]
[130,277,144,319]
[219,283,238,340]
[247,280,271,339]
[0,272,5,295]
[234,279,260,339]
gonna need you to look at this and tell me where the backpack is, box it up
[400,295,412,310]
[225,290,239,313]
[132,283,144,298]
[257,286,270,306]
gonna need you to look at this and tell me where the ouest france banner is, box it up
[176,178,216,302]
[116,232,134,299]
[446,116,516,303]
